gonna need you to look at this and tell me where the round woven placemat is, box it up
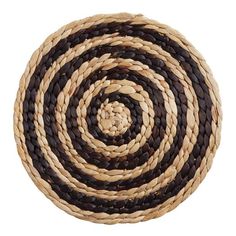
[14,13,222,224]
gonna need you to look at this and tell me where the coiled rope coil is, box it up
[14,13,222,223]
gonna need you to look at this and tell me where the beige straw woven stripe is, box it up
[14,13,222,223]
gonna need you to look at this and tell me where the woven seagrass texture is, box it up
[14,13,222,224]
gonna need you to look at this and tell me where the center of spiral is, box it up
[97,100,132,136]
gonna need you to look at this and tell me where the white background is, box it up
[0,0,235,235]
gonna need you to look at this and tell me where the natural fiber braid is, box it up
[14,13,221,223]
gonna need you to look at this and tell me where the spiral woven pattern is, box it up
[14,13,222,223]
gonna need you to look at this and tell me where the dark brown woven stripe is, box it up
[85,91,143,146]
[22,22,213,213]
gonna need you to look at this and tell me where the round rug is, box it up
[14,13,222,223]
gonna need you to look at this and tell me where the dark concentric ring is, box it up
[21,21,213,214]
[85,91,143,146]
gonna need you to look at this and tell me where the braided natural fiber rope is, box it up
[14,13,222,224]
